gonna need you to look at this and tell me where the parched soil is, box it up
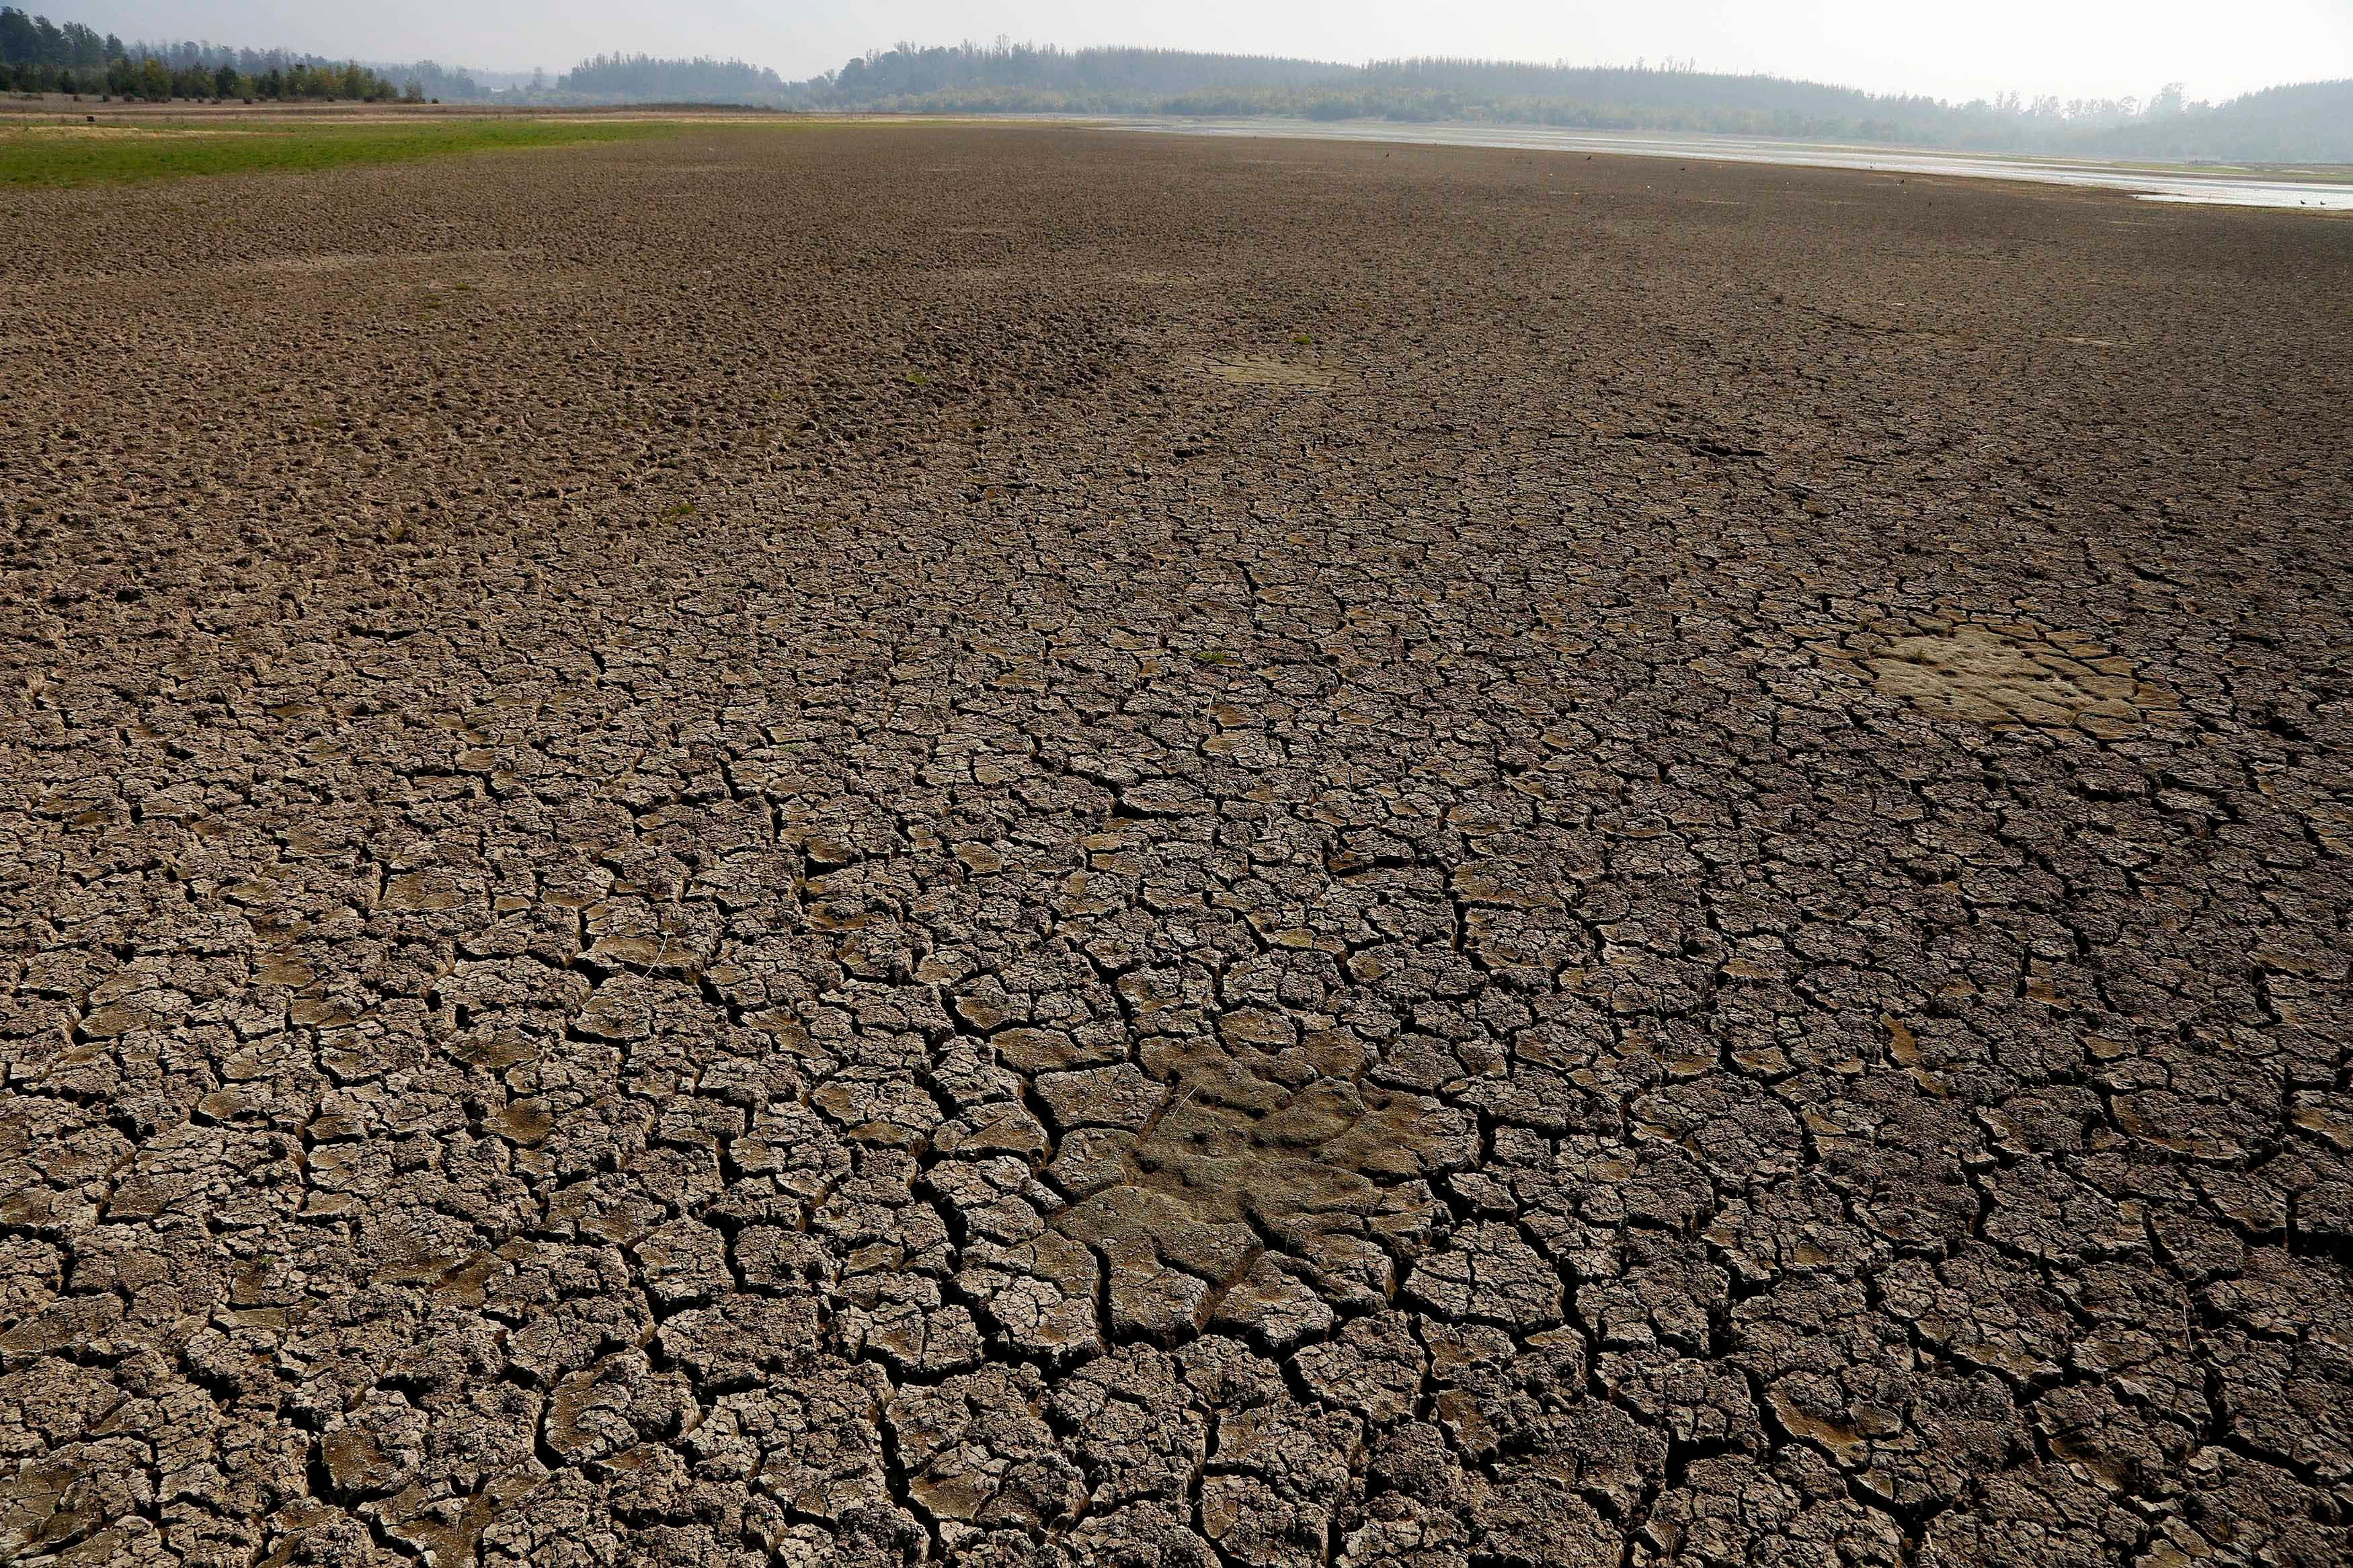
[2,124,2350,1567]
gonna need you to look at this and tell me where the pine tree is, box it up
[0,8,36,66]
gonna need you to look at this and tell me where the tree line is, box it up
[10,9,2347,162]
[557,53,789,104]
[547,38,2344,161]
[2076,78,2353,162]
[541,37,2344,159]
[778,43,2352,160]
[110,35,501,101]
[1,7,428,101]
[824,41,1357,100]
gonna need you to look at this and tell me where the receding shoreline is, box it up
[1110,114,2353,208]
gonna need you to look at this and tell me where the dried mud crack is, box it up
[2,124,2350,1567]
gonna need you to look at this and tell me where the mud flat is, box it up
[3,123,2350,1566]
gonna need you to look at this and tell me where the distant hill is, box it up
[799,46,1952,135]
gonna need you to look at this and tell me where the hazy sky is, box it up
[61,0,2353,104]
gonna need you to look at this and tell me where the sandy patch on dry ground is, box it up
[1825,617,2188,736]
[3,124,2350,1567]
[1191,352,1336,388]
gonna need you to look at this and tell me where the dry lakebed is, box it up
[1,120,2350,1566]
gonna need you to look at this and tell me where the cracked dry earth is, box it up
[2,123,2351,1568]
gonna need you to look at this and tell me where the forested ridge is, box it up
[538,41,2353,161]
[789,44,2352,160]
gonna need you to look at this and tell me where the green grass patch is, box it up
[1,116,683,189]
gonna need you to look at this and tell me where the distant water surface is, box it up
[1112,118,2353,212]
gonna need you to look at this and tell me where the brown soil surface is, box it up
[3,124,2350,1567]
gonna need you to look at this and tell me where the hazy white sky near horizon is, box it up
[57,0,2353,104]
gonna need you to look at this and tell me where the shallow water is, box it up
[1115,118,2353,212]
